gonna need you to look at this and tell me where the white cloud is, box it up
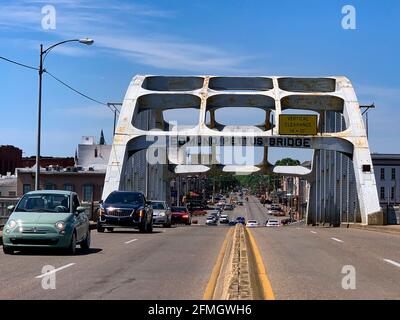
[0,0,253,72]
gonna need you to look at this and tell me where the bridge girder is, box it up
[103,75,382,225]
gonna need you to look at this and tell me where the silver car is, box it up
[150,201,172,227]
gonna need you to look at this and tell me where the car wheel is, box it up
[146,217,153,233]
[106,228,114,232]
[97,222,105,233]
[2,246,14,255]
[80,230,91,250]
[164,217,172,228]
[139,216,147,233]
[67,232,77,255]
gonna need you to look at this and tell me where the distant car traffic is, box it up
[206,215,218,225]
[97,191,153,233]
[2,190,90,255]
[236,216,246,225]
[219,214,229,224]
[224,204,234,211]
[171,206,191,225]
[150,200,171,228]
[246,220,259,228]
[265,219,280,227]
[190,208,207,216]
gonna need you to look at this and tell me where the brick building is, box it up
[21,156,75,168]
[0,145,22,175]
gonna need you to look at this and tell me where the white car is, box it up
[266,219,280,227]
[206,215,217,225]
[246,220,259,228]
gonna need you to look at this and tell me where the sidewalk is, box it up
[344,223,400,236]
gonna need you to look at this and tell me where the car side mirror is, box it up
[76,206,86,214]
[7,205,15,212]
[99,200,103,204]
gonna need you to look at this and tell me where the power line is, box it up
[0,55,38,71]
[1,54,115,114]
[44,70,114,112]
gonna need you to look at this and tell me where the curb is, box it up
[245,227,275,300]
[203,227,234,300]
[346,223,400,236]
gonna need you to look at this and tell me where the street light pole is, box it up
[34,38,94,190]
[35,44,44,190]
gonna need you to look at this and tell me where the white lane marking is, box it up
[331,237,344,243]
[35,263,75,279]
[124,239,138,244]
[310,231,317,234]
[383,259,400,268]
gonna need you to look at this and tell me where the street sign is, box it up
[279,114,318,135]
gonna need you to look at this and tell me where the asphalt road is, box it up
[245,197,400,300]
[0,214,230,300]
[0,199,399,300]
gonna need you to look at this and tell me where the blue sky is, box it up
[1,0,399,164]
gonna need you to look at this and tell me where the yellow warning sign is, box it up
[279,115,318,135]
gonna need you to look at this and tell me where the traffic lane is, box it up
[245,198,284,225]
[251,226,400,299]
[0,227,168,299]
[0,223,229,299]
[300,226,400,270]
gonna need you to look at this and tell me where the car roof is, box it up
[111,190,143,195]
[26,190,74,196]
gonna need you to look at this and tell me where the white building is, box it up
[371,154,399,206]
[0,174,17,198]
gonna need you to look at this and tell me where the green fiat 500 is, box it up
[2,190,90,255]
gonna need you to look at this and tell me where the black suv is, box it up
[97,191,153,233]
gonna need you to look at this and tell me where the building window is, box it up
[44,183,55,190]
[64,184,74,192]
[83,184,93,202]
[23,184,31,194]
[380,168,385,181]
[391,187,395,200]
[8,191,16,197]
[392,168,396,180]
[380,187,385,200]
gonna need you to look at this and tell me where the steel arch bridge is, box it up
[102,75,382,225]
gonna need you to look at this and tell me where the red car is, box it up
[190,208,207,216]
[171,206,192,225]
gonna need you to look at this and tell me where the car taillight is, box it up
[139,210,144,218]
[182,214,188,218]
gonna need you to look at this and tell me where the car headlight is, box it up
[55,221,66,230]
[7,219,17,229]
[159,212,166,217]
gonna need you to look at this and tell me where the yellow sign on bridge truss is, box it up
[279,114,318,135]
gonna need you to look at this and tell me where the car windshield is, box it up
[16,193,70,213]
[171,207,187,212]
[248,220,257,224]
[105,192,142,205]
[151,202,165,210]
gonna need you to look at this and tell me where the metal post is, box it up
[35,44,44,191]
